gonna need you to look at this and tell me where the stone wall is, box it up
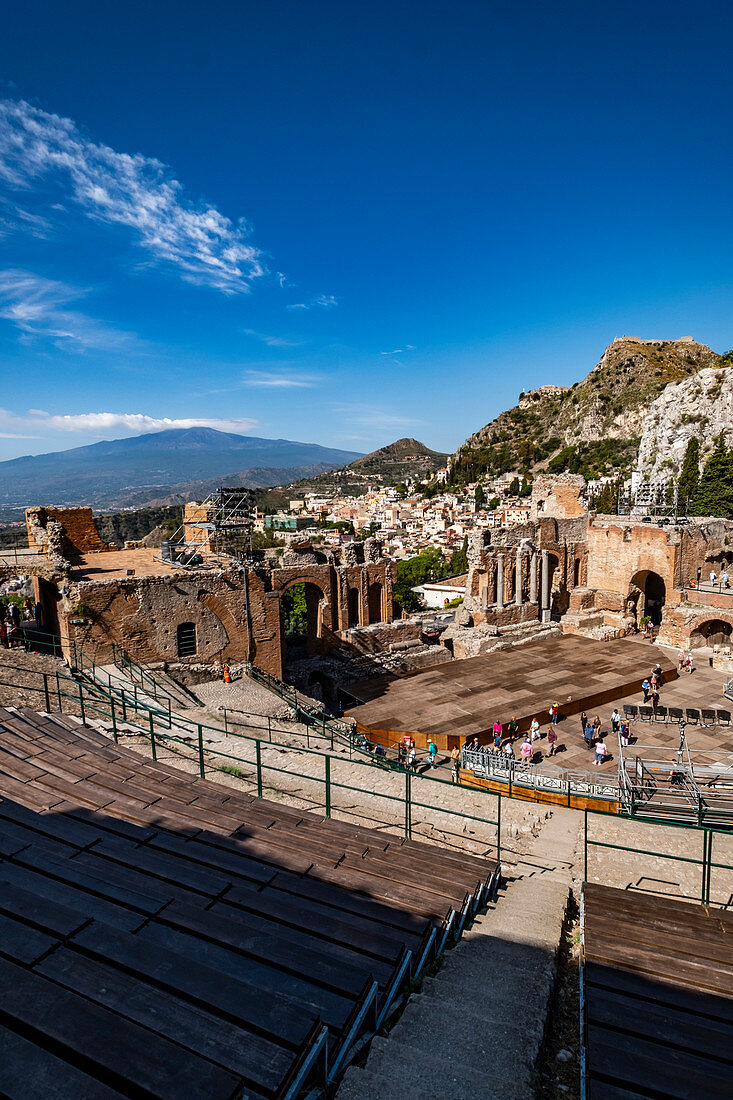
[26,507,114,557]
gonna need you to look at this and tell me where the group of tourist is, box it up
[0,598,34,648]
[641,661,666,707]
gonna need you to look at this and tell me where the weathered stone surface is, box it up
[636,364,733,482]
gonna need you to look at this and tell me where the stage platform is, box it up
[345,635,677,750]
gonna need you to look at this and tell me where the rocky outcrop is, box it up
[636,365,733,481]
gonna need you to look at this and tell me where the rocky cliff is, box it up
[450,337,722,483]
[635,364,733,481]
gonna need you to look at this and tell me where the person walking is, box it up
[427,738,438,769]
[530,718,540,741]
[594,740,607,766]
[549,702,560,725]
[494,727,502,751]
[450,745,460,783]
[610,708,621,733]
[547,727,558,756]
[641,678,651,703]
[504,740,514,760]
[650,686,660,710]
[407,745,417,772]
[492,719,503,743]
[580,710,588,737]
[507,716,519,740]
[592,715,602,740]
[723,569,730,590]
[520,737,533,764]
[620,720,630,748]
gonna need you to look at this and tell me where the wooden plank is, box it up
[587,1027,732,1098]
[147,830,278,888]
[0,878,91,939]
[71,921,326,1046]
[586,985,733,1065]
[267,868,431,935]
[160,897,390,994]
[584,933,733,999]
[0,797,105,848]
[0,863,144,933]
[0,956,244,1100]
[584,960,733,1024]
[135,919,356,1033]
[585,911,733,970]
[0,1024,126,1100]
[0,911,59,966]
[38,948,295,1098]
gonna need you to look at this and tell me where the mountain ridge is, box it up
[0,427,362,514]
[449,337,723,484]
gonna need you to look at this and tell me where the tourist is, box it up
[580,710,588,736]
[594,740,607,766]
[504,740,514,759]
[723,570,730,589]
[407,745,417,771]
[494,727,502,750]
[651,663,663,687]
[450,745,460,782]
[520,737,533,764]
[650,686,660,710]
[610,708,621,733]
[620,720,630,747]
[549,702,560,724]
[678,649,687,672]
[427,738,438,769]
[530,717,540,740]
[375,742,385,759]
[669,760,684,787]
[684,652,695,674]
[641,678,651,703]
[710,569,717,587]
[507,716,519,740]
[584,723,595,749]
[547,727,558,756]
[492,719,503,742]
[592,715,602,739]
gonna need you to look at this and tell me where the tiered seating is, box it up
[582,883,733,1099]
[0,707,498,1099]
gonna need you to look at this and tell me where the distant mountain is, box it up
[273,438,449,501]
[449,337,723,484]
[0,428,362,513]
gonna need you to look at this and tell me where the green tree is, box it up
[449,536,469,575]
[280,584,308,636]
[507,476,520,496]
[692,439,733,518]
[677,437,700,507]
[474,483,485,508]
[393,549,451,612]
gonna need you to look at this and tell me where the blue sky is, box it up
[0,0,732,461]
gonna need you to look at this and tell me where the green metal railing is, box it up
[2,635,733,903]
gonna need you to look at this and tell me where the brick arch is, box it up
[197,590,246,659]
[687,612,733,640]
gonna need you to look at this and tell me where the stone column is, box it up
[496,553,505,610]
[541,550,551,623]
[515,549,524,606]
[530,551,538,603]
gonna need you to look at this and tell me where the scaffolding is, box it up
[618,480,690,520]
[160,487,256,568]
[618,728,733,827]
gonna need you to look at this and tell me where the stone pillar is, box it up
[496,553,505,610]
[530,551,538,603]
[541,550,551,623]
[515,549,524,607]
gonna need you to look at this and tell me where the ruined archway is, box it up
[629,570,666,627]
[367,581,383,625]
[347,588,360,628]
[280,580,328,664]
[689,618,733,649]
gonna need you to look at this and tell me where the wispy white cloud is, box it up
[331,404,423,431]
[243,328,304,348]
[0,269,137,350]
[0,99,265,293]
[0,408,259,438]
[286,293,339,311]
[380,345,415,355]
[243,370,317,388]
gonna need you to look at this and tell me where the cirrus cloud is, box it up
[0,99,265,293]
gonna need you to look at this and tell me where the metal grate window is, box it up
[176,621,197,658]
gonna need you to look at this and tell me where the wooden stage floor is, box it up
[345,635,677,748]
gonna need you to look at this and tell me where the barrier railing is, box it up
[461,746,620,805]
[3,656,733,901]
